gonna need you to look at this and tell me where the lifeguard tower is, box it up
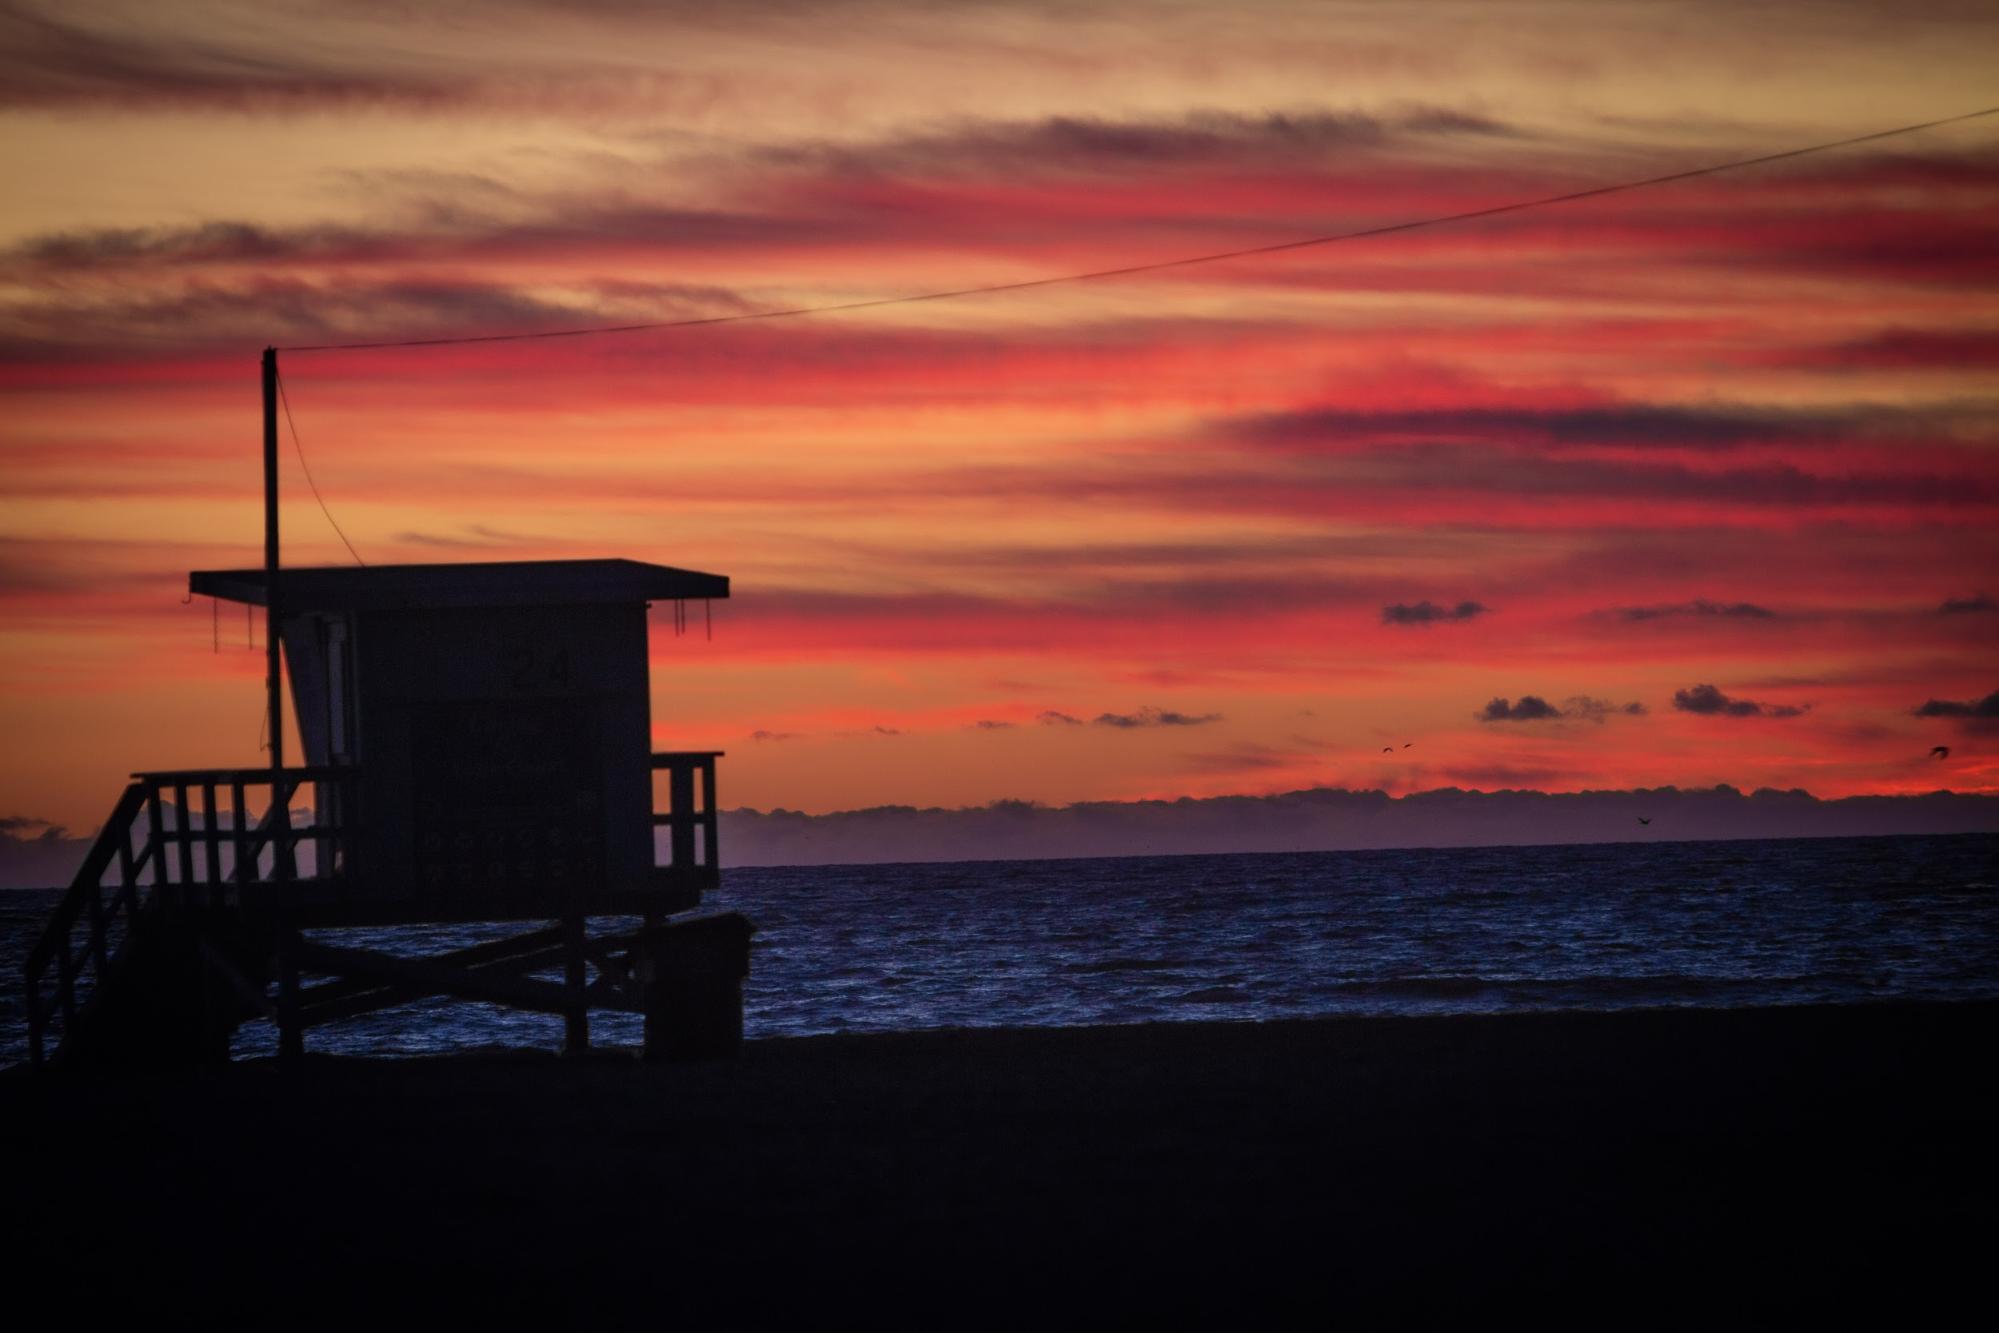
[24,559,752,1066]
[25,556,749,1066]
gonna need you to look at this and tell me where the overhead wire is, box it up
[276,104,1999,355]
[264,104,1999,558]
[275,366,367,566]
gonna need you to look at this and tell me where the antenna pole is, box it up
[262,347,284,783]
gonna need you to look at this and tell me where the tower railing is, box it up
[652,751,722,878]
[26,757,721,1066]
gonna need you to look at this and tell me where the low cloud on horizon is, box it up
[1383,600,1487,626]
[713,783,1999,867]
[1673,684,1807,719]
[1913,689,1999,730]
[1480,695,1564,722]
[1093,706,1222,729]
[1611,599,1778,622]
[1478,695,1645,723]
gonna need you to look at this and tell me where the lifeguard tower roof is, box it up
[190,557,728,611]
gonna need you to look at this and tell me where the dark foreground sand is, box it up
[7,1002,1994,1321]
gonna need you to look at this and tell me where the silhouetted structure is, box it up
[24,558,753,1067]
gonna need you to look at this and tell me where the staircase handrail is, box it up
[25,782,147,980]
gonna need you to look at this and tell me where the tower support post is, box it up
[562,914,590,1053]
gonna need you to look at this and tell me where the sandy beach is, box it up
[7,1001,1993,1320]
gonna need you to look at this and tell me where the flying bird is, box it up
[1382,746,1394,753]
[1402,743,1413,749]
[1930,745,1951,759]
[1637,816,1652,825]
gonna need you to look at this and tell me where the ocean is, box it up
[3,832,1993,1065]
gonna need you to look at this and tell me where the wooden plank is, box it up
[669,764,695,869]
[299,954,647,1028]
[85,877,107,976]
[294,939,577,1017]
[273,775,296,884]
[233,795,289,883]
[336,770,356,883]
[115,813,139,919]
[146,786,169,901]
[133,764,354,784]
[276,931,302,1059]
[174,784,195,888]
[700,758,718,868]
[311,775,330,884]
[201,782,221,899]
[295,926,565,1009]
[230,779,248,887]
[649,751,726,766]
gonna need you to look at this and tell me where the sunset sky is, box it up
[3,0,1997,834]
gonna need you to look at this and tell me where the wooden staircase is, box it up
[22,767,348,1067]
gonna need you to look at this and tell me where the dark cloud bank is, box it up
[0,818,88,890]
[710,787,1994,868]
[1479,696,1644,722]
[1613,600,1776,622]
[1673,684,1805,719]
[1383,600,1486,626]
[1914,689,1999,727]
